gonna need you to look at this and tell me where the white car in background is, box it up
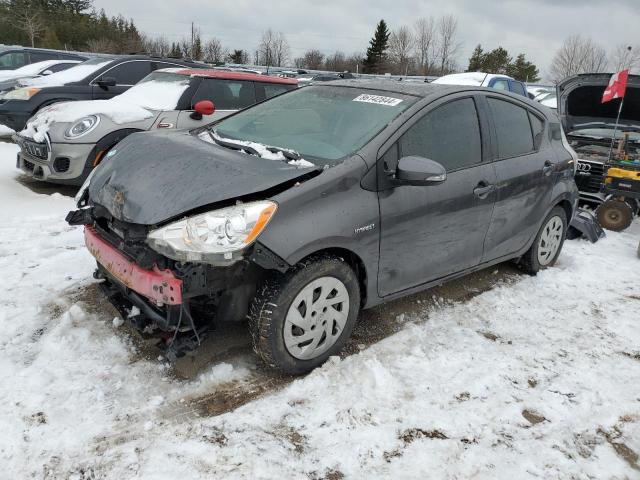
[0,59,81,94]
[433,72,529,97]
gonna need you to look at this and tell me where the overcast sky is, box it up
[94,0,639,79]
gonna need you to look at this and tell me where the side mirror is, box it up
[96,76,116,88]
[41,69,53,76]
[190,100,215,120]
[394,156,447,186]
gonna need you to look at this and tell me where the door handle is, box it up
[543,161,554,176]
[473,182,496,199]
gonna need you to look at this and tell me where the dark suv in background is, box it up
[0,45,88,70]
[68,80,579,374]
[0,55,205,131]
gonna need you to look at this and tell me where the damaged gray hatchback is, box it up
[67,80,578,373]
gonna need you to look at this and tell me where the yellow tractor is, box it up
[596,133,640,232]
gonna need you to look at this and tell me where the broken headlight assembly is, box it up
[146,201,277,263]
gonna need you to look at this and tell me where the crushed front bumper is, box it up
[84,226,183,305]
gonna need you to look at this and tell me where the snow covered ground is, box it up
[1,140,639,479]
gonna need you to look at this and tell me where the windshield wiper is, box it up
[207,131,261,156]
[266,146,301,161]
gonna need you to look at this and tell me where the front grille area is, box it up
[53,157,70,173]
[575,160,605,194]
[21,139,48,160]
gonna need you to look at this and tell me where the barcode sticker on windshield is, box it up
[353,94,403,106]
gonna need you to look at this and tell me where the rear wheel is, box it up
[520,207,567,275]
[596,199,633,232]
[249,255,360,374]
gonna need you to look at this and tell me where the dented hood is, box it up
[557,73,640,133]
[88,130,317,225]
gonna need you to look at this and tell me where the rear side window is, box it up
[103,61,152,85]
[193,79,256,110]
[511,81,526,97]
[491,79,509,91]
[47,63,73,73]
[488,98,534,158]
[399,97,482,171]
[30,51,58,63]
[0,51,27,68]
[529,112,545,149]
[256,82,293,101]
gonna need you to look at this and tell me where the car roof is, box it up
[163,68,298,84]
[317,78,466,97]
[318,78,553,116]
[432,72,515,86]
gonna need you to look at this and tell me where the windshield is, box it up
[24,57,113,87]
[115,72,191,110]
[212,85,417,162]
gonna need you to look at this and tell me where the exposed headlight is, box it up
[147,201,278,263]
[65,115,100,139]
[3,87,41,100]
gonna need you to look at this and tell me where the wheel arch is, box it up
[555,198,573,224]
[297,247,368,308]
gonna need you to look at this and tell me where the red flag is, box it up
[602,69,629,103]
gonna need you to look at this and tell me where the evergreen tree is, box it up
[191,32,202,60]
[41,28,62,49]
[507,53,540,82]
[169,42,182,58]
[362,19,390,74]
[467,44,484,71]
[482,47,511,74]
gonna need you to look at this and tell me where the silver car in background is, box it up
[13,69,297,184]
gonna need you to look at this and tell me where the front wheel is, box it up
[249,255,360,374]
[520,207,567,275]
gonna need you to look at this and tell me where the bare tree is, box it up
[549,35,609,83]
[12,4,44,48]
[273,32,290,67]
[86,38,119,54]
[325,51,347,72]
[611,45,640,73]
[203,37,227,63]
[257,29,289,68]
[388,26,414,75]
[257,29,275,67]
[436,15,461,75]
[297,49,324,70]
[413,17,437,75]
[141,34,171,56]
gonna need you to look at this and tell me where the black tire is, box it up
[596,199,634,232]
[520,206,568,275]
[248,255,360,374]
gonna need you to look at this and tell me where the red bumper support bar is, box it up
[84,226,183,305]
